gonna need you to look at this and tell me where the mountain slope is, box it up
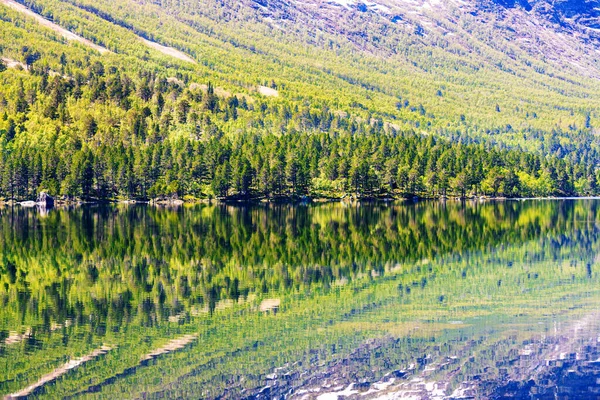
[56,0,600,133]
[245,0,600,77]
[3,0,599,132]
[0,0,599,201]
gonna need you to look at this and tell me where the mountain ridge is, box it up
[243,0,600,78]
[0,0,599,202]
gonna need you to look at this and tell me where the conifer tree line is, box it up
[0,58,599,202]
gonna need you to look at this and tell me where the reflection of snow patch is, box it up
[317,383,358,400]
[259,298,281,312]
[373,379,395,390]
[520,348,533,356]
[7,345,113,398]
[141,334,197,361]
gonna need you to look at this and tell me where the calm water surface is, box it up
[1,200,600,399]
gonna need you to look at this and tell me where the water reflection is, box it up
[0,200,599,399]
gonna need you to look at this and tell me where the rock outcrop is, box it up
[36,192,55,208]
[242,0,600,77]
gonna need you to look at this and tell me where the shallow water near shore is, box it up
[1,200,600,399]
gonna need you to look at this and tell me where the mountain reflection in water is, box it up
[1,200,600,399]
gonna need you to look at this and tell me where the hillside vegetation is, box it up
[0,0,599,201]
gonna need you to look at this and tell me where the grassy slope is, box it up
[1,0,599,144]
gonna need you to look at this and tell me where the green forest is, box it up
[1,0,600,202]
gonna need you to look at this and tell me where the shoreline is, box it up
[2,195,600,209]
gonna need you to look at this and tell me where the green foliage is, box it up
[0,0,599,201]
[0,65,596,200]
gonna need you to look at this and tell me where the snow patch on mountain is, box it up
[328,0,355,9]
[255,0,600,77]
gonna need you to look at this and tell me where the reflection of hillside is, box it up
[0,200,599,329]
[484,312,600,399]
[302,311,600,399]
[5,346,113,399]
[1,201,600,398]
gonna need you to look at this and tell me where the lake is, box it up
[1,200,600,399]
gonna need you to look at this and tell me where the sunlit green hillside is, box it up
[0,0,599,201]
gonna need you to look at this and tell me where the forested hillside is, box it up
[0,0,599,201]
